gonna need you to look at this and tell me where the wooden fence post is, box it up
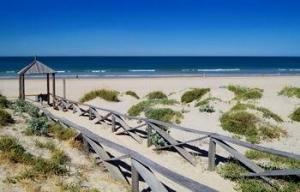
[131,159,139,192]
[111,115,116,132]
[208,138,216,171]
[146,123,152,147]
[89,107,93,120]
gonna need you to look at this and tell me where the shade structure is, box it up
[18,57,56,106]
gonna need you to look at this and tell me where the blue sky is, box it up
[0,0,299,56]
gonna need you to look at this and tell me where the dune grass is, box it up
[35,140,56,151]
[290,107,300,122]
[145,108,183,124]
[279,86,300,98]
[12,99,40,117]
[127,99,178,116]
[220,108,286,143]
[181,88,210,103]
[231,102,283,122]
[217,157,300,192]
[0,108,14,127]
[125,90,139,99]
[48,123,77,140]
[228,85,263,100]
[146,91,167,99]
[80,89,120,102]
[0,95,10,108]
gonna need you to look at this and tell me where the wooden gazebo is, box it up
[18,57,56,105]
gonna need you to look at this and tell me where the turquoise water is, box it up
[1,56,300,78]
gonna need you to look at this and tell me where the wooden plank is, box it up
[212,138,272,184]
[147,123,152,147]
[104,154,130,162]
[114,116,142,143]
[40,108,216,192]
[131,161,139,192]
[243,169,300,177]
[83,136,127,182]
[149,123,196,166]
[131,159,168,192]
[111,115,116,132]
[116,123,147,135]
[208,138,216,171]
[154,135,209,151]
[212,134,300,161]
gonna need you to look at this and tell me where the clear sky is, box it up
[0,0,300,56]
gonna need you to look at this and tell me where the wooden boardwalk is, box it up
[32,95,300,192]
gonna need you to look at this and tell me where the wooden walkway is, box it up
[33,95,300,191]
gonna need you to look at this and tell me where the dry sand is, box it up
[1,76,300,191]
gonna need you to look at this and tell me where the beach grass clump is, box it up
[290,107,300,122]
[125,90,139,99]
[279,86,300,98]
[127,99,178,116]
[245,150,300,169]
[217,158,300,192]
[145,108,183,124]
[48,123,77,140]
[231,102,283,122]
[220,109,285,143]
[199,105,215,113]
[26,116,49,136]
[60,182,101,192]
[181,88,210,103]
[80,89,120,102]
[0,95,10,108]
[35,140,56,151]
[228,85,263,100]
[0,108,14,127]
[12,99,40,117]
[146,91,167,100]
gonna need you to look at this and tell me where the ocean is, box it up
[1,56,300,78]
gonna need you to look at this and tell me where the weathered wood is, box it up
[213,138,271,184]
[208,138,216,171]
[103,154,130,162]
[155,135,209,151]
[132,159,168,192]
[149,123,196,166]
[52,73,56,106]
[111,115,116,132]
[116,123,147,135]
[131,160,139,192]
[47,74,50,105]
[146,124,152,147]
[114,116,142,143]
[40,108,216,192]
[243,169,300,177]
[83,136,127,182]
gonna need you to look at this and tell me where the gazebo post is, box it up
[22,75,25,100]
[52,73,56,107]
[19,75,22,99]
[47,73,50,105]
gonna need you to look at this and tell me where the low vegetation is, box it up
[220,104,286,143]
[128,99,178,116]
[145,108,183,124]
[125,90,139,99]
[0,108,14,127]
[217,157,300,192]
[80,89,120,102]
[199,105,215,113]
[0,94,10,108]
[279,86,300,98]
[35,140,56,151]
[12,99,40,117]
[228,85,263,100]
[48,123,77,140]
[195,97,221,113]
[181,88,210,103]
[290,107,300,122]
[146,91,167,99]
[26,116,49,136]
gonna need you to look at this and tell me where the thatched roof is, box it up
[18,58,56,75]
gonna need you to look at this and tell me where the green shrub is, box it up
[150,132,168,147]
[35,140,56,151]
[80,89,120,102]
[228,85,263,100]
[199,105,215,113]
[128,99,178,116]
[125,90,139,99]
[145,108,183,123]
[12,100,40,117]
[146,91,167,100]
[217,161,247,179]
[290,107,300,122]
[279,86,300,98]
[0,95,10,108]
[181,88,210,103]
[195,97,221,107]
[0,108,14,126]
[48,123,77,140]
[27,116,48,136]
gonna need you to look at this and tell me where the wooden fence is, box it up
[37,94,300,191]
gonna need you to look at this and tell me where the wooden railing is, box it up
[43,95,300,191]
